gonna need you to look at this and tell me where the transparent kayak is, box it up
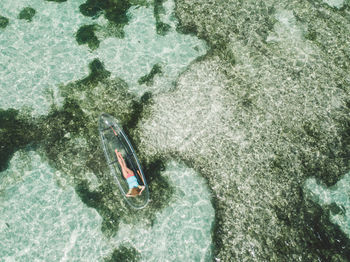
[98,113,149,209]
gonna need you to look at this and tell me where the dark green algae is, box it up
[76,24,101,50]
[154,0,171,35]
[138,63,162,86]
[18,7,36,22]
[75,0,132,50]
[45,0,67,2]
[0,109,41,172]
[0,16,9,29]
[104,244,141,262]
[75,0,172,50]
[0,59,174,238]
[79,0,131,24]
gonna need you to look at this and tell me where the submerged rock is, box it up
[138,0,350,260]
[104,244,141,262]
[76,24,101,50]
[18,7,36,22]
[138,63,162,86]
[0,16,9,28]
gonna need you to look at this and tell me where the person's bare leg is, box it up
[116,151,130,179]
[116,151,135,177]
[118,153,129,172]
[119,154,127,169]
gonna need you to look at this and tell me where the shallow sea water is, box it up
[0,0,213,260]
[0,152,213,261]
[305,173,350,238]
[1,0,350,261]
[0,151,110,261]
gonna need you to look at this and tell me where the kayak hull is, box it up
[98,113,149,209]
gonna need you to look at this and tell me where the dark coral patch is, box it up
[79,0,131,24]
[75,180,122,236]
[138,64,162,86]
[298,104,350,187]
[0,16,9,29]
[76,24,100,50]
[45,0,67,2]
[104,244,141,262]
[142,157,174,211]
[76,58,111,87]
[156,21,171,36]
[0,109,40,172]
[18,7,36,22]
[124,92,153,132]
[34,58,174,237]
[154,0,171,35]
[75,180,103,209]
[276,197,350,261]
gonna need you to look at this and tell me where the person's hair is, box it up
[129,187,141,196]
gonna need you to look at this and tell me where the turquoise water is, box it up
[1,0,350,261]
[0,0,206,115]
[0,0,213,260]
[305,173,350,238]
[0,151,213,261]
[0,0,94,115]
[0,150,110,261]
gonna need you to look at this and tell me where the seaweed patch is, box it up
[74,59,111,88]
[79,0,131,24]
[154,0,170,35]
[0,15,9,29]
[137,64,162,86]
[18,7,36,22]
[289,198,350,260]
[45,0,67,2]
[0,109,40,172]
[76,24,101,50]
[104,244,141,262]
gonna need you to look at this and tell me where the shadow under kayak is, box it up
[99,113,149,209]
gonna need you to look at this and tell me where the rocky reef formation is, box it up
[137,0,350,260]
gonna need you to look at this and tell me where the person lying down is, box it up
[115,149,145,197]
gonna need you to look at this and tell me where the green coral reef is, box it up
[0,59,174,239]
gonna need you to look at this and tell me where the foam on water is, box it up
[0,0,96,115]
[0,150,110,261]
[305,173,350,237]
